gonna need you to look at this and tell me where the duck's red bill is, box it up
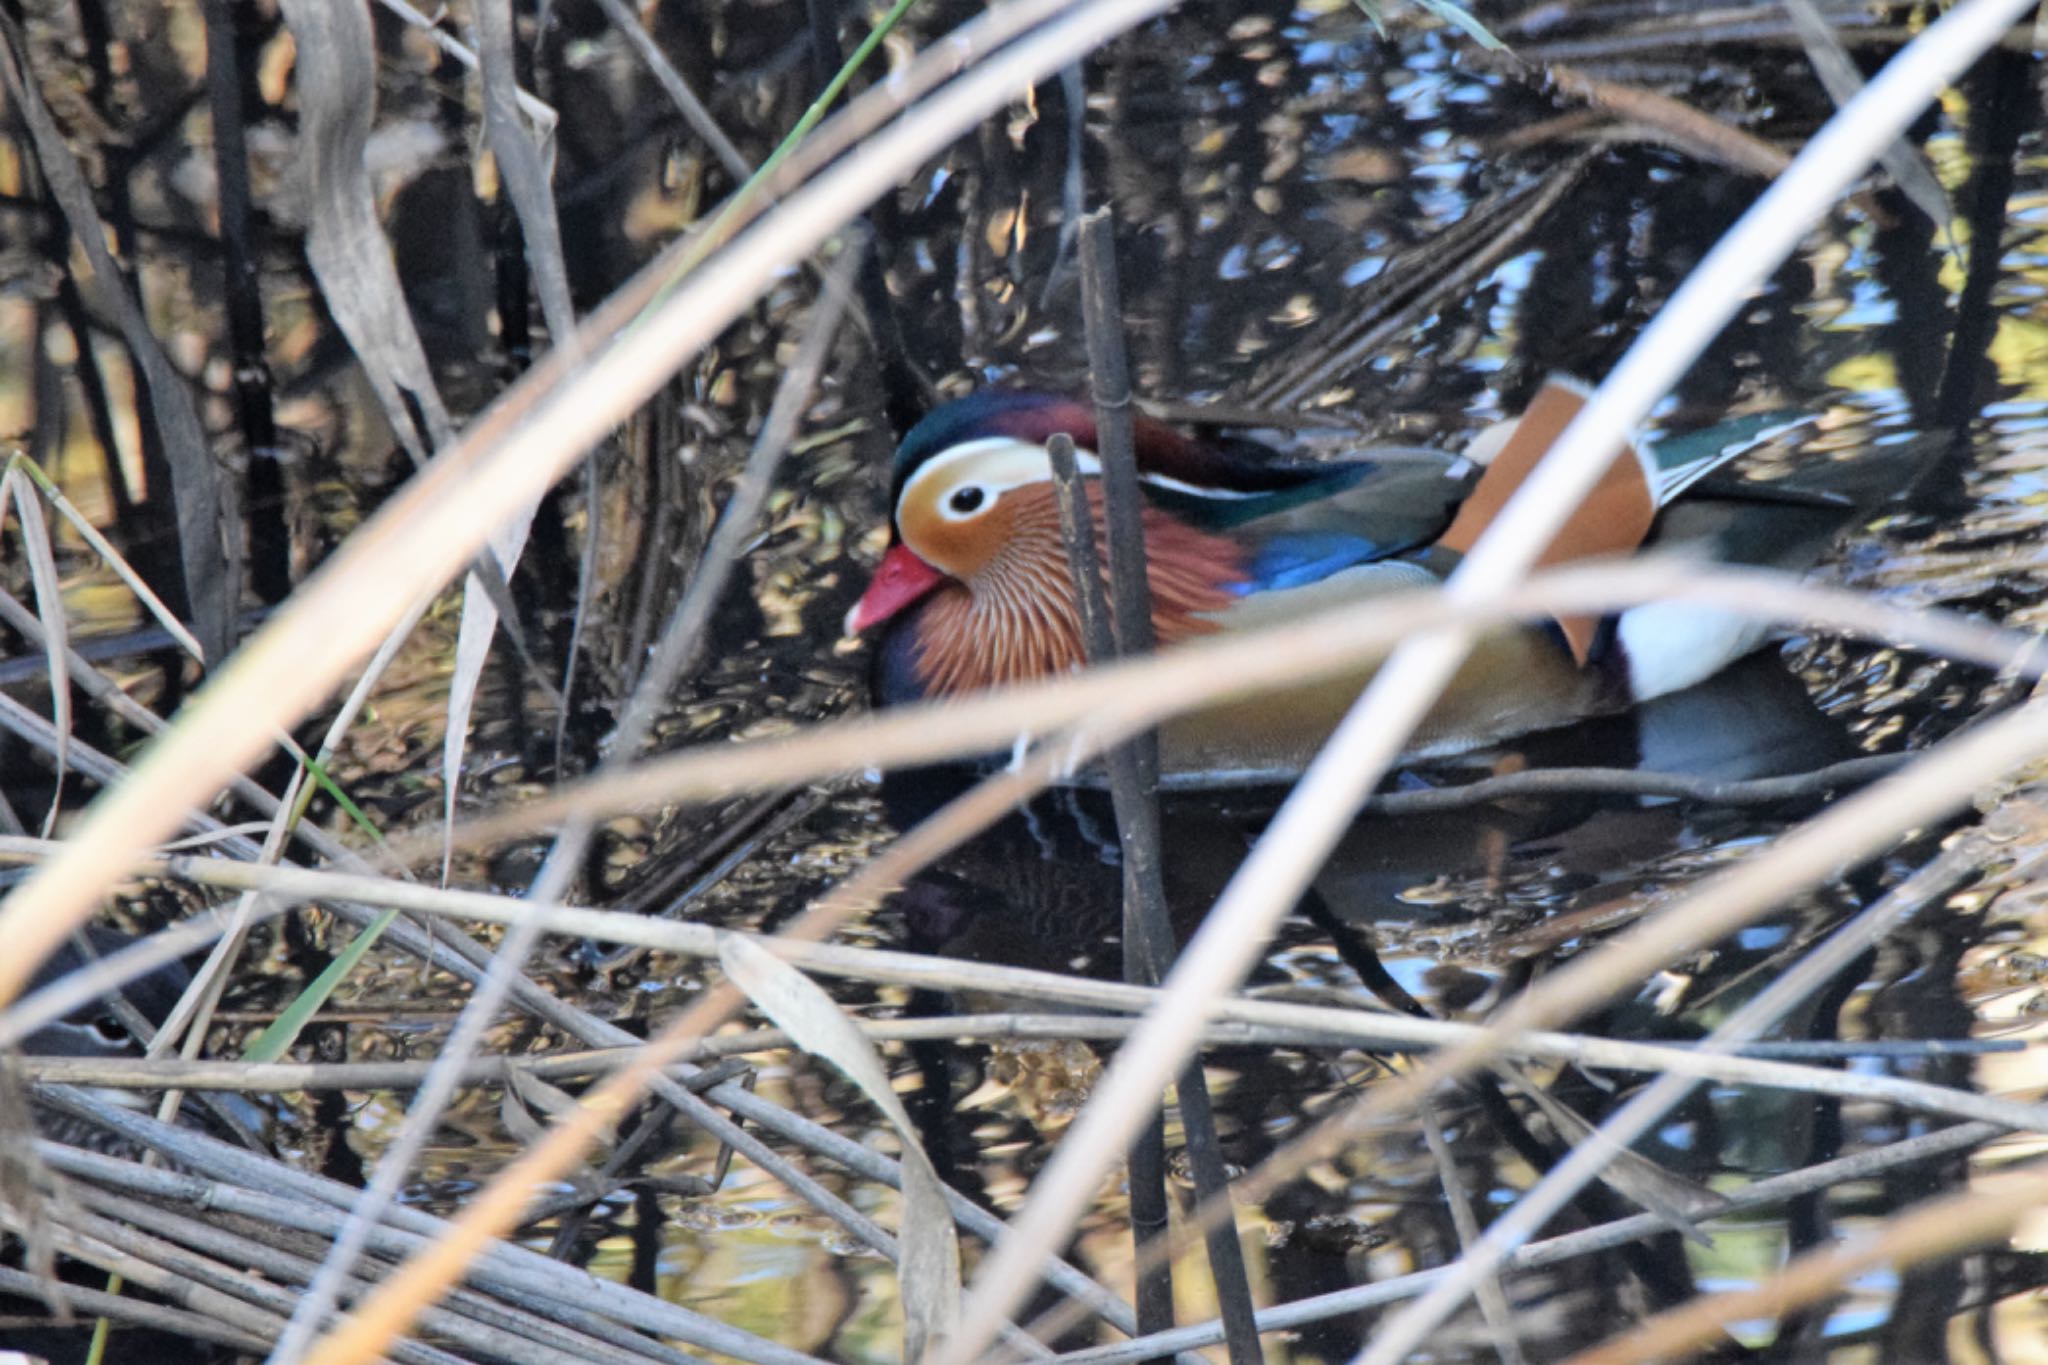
[845,544,944,636]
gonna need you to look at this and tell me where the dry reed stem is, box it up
[21,1022,2017,1092]
[4,843,2041,1135]
[417,562,2038,854]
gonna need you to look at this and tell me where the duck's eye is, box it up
[947,485,987,516]
[85,1013,133,1049]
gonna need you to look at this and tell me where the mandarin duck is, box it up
[845,378,1898,786]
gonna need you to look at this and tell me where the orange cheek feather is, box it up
[845,543,947,635]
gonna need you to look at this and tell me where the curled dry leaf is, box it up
[717,933,962,1362]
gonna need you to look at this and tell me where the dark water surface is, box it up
[8,0,2048,1360]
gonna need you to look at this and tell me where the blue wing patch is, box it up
[1236,532,1387,593]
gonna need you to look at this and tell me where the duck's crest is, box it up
[892,390,1325,503]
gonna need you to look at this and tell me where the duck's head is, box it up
[844,391,1284,638]
[845,393,1100,636]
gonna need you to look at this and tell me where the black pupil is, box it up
[949,486,985,515]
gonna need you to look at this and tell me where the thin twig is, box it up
[0,12,236,662]
[6,845,2043,1138]
[16,1019,2024,1093]
[1077,205,1263,1365]
[1359,750,1909,814]
[368,0,557,127]
[1542,62,1792,178]
[1045,428,1177,1342]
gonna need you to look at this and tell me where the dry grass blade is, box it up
[276,0,453,459]
[435,0,585,881]
[282,0,566,795]
[369,0,557,128]
[444,566,531,880]
[0,16,236,664]
[0,466,69,837]
[1779,0,1955,236]
[474,0,577,344]
[719,937,961,1360]
[3,456,206,662]
[1490,1064,1730,1242]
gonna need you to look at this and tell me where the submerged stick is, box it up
[1076,208,1263,1365]
[1047,427,1179,1345]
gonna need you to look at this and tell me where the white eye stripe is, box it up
[897,437,1091,520]
[897,434,1263,520]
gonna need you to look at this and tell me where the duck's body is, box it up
[846,380,1889,786]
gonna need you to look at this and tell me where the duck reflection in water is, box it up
[884,649,1859,996]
